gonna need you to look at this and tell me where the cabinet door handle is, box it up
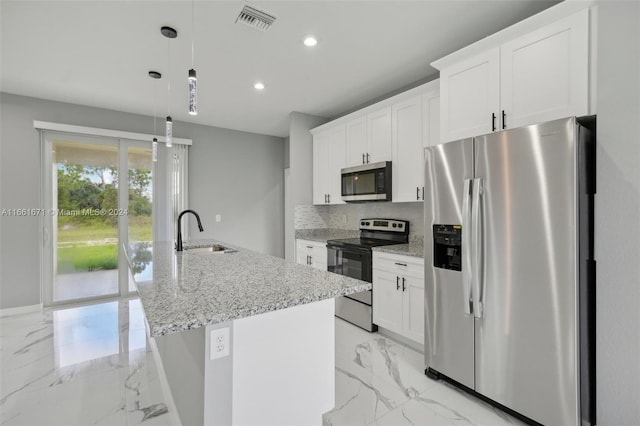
[416,187,420,200]
[402,277,406,292]
[502,110,506,130]
[366,153,370,163]
[362,153,365,164]
[492,113,496,132]
[394,262,407,267]
[422,187,425,200]
[309,255,312,264]
[327,194,330,203]
[396,276,400,290]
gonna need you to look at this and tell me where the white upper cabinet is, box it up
[440,49,500,142]
[437,8,590,143]
[366,107,392,164]
[500,9,589,129]
[345,117,366,167]
[312,125,345,205]
[423,89,440,148]
[312,81,439,204]
[345,107,392,167]
[392,95,424,203]
[392,80,440,203]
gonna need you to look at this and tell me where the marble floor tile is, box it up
[0,298,170,426]
[325,319,526,426]
[2,299,524,426]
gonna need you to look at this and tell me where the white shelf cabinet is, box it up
[438,9,589,143]
[345,107,392,167]
[391,81,440,203]
[312,124,345,205]
[296,239,327,271]
[392,95,423,203]
[372,252,424,344]
[311,81,439,205]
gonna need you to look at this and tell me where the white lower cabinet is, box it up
[372,252,424,344]
[295,239,327,271]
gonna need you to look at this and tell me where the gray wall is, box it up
[595,1,640,425]
[0,93,284,309]
[181,123,284,257]
[285,112,327,261]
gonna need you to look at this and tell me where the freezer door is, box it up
[424,138,475,388]
[473,117,579,425]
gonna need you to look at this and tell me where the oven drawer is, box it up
[346,289,372,305]
[336,296,376,332]
[373,252,424,277]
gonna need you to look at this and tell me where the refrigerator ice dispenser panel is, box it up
[433,225,462,271]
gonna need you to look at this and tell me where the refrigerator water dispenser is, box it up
[433,225,462,271]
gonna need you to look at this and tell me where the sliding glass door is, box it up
[42,133,153,306]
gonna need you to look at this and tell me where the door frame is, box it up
[40,132,151,307]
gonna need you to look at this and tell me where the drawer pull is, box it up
[394,262,407,267]
[306,246,313,249]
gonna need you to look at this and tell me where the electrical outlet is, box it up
[215,214,222,222]
[210,327,230,360]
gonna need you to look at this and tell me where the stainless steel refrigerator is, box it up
[423,116,595,426]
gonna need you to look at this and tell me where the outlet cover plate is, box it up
[210,327,230,360]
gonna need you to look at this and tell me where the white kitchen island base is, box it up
[152,298,335,426]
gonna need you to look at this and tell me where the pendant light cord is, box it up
[167,38,171,116]
[191,0,195,67]
[153,79,157,135]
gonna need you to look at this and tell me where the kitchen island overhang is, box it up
[125,240,370,426]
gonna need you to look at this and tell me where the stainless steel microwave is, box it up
[341,161,392,202]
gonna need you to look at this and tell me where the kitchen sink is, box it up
[184,244,237,254]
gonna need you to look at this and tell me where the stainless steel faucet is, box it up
[176,209,204,251]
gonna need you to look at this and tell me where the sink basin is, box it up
[184,244,237,254]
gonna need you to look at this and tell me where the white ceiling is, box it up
[1,0,560,138]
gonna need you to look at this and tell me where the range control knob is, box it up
[366,221,370,226]
[361,221,365,226]
[398,223,403,228]
[392,223,397,228]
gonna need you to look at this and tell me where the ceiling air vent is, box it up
[236,5,276,31]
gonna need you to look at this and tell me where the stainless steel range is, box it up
[327,219,409,331]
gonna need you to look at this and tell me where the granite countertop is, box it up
[125,240,371,337]
[372,239,424,258]
[295,228,359,243]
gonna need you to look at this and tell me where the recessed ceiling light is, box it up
[254,82,265,90]
[303,36,318,47]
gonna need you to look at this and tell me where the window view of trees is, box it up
[56,163,152,273]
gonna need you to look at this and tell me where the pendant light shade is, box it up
[188,69,197,115]
[166,116,173,147]
[152,137,158,162]
[149,70,161,162]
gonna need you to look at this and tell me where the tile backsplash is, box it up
[295,202,424,238]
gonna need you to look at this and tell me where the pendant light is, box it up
[161,26,177,147]
[149,70,162,162]
[188,0,198,115]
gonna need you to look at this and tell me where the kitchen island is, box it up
[125,240,370,426]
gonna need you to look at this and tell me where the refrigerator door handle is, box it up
[462,178,473,316]
[472,178,484,319]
